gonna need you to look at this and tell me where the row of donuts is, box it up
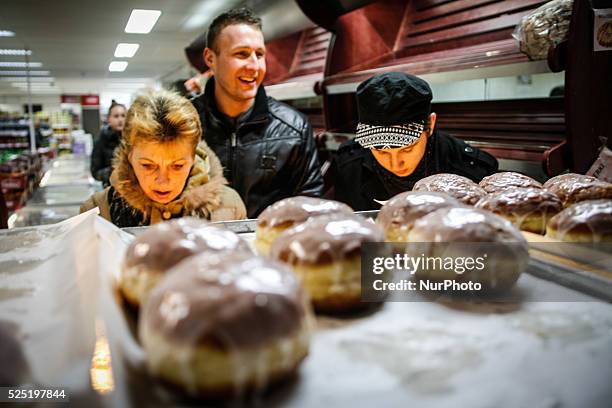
[256,195,529,303]
[117,170,611,399]
[120,218,313,399]
[410,171,612,240]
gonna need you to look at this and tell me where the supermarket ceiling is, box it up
[0,0,312,95]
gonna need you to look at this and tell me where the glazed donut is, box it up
[479,172,542,194]
[475,188,562,234]
[270,214,384,312]
[412,173,486,205]
[407,207,529,292]
[544,173,612,208]
[121,217,251,307]
[139,252,312,398]
[376,191,462,242]
[255,196,354,256]
[546,199,612,242]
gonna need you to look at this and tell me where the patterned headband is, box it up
[355,121,425,149]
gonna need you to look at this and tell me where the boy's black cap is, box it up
[354,72,433,149]
[356,72,432,126]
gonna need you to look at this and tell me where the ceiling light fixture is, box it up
[0,70,50,76]
[124,9,161,34]
[0,77,54,82]
[0,30,16,37]
[108,61,128,72]
[0,49,32,56]
[11,83,55,88]
[0,62,43,68]
[114,43,140,58]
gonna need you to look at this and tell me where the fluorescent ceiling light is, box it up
[0,62,43,68]
[0,49,32,56]
[108,61,128,72]
[0,70,50,76]
[0,30,15,37]
[0,77,54,82]
[125,9,161,34]
[12,84,55,88]
[114,43,140,58]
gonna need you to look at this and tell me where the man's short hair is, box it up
[206,8,262,54]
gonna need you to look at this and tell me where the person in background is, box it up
[334,72,498,211]
[184,33,213,95]
[81,90,246,227]
[90,101,126,186]
[191,7,324,218]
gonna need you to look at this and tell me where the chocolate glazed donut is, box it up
[270,213,384,313]
[377,191,463,241]
[139,252,313,399]
[255,196,354,256]
[475,188,562,234]
[412,173,486,205]
[544,173,612,208]
[546,199,612,242]
[479,172,542,194]
[121,217,251,307]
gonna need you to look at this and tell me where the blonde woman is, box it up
[81,90,246,227]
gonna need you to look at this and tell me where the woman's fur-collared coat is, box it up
[81,140,246,227]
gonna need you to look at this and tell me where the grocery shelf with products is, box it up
[0,150,50,213]
[50,111,75,153]
[0,118,52,156]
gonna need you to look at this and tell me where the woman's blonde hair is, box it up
[122,89,201,152]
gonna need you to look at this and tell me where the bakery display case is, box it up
[0,209,611,406]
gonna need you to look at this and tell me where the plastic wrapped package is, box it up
[119,217,252,308]
[138,251,313,399]
[270,213,385,313]
[10,206,82,228]
[255,196,354,256]
[513,0,574,60]
[587,144,612,183]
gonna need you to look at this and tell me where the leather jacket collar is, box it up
[202,77,269,133]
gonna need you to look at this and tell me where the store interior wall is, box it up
[431,72,565,103]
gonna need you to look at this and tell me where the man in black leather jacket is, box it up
[334,72,498,211]
[191,8,324,217]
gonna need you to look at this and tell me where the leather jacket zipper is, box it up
[229,132,236,183]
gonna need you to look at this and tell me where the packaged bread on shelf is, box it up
[512,0,573,60]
